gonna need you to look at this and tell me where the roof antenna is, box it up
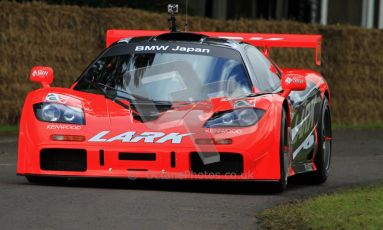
[185,0,189,32]
[167,4,179,32]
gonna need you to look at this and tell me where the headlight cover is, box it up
[33,102,85,125]
[204,108,265,128]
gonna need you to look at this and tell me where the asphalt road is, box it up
[1,130,383,230]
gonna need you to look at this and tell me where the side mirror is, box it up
[281,74,306,97]
[30,66,54,88]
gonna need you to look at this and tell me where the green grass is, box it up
[258,184,383,230]
[0,125,18,135]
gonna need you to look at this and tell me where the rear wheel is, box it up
[305,97,332,184]
[26,176,67,185]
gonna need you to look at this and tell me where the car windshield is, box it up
[74,43,253,102]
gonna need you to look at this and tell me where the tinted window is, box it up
[75,44,253,102]
[245,45,281,92]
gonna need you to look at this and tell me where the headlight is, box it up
[204,108,265,128]
[33,102,85,125]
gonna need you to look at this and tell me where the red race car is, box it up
[17,26,332,192]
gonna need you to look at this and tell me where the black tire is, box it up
[273,108,289,192]
[26,176,68,185]
[305,97,332,184]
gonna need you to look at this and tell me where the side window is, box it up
[245,45,281,92]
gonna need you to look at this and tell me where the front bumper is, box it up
[17,131,281,181]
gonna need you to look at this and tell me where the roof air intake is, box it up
[155,32,207,42]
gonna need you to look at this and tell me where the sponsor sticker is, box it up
[88,131,192,144]
[205,128,242,135]
[31,69,49,78]
[135,45,210,54]
[47,124,82,130]
[285,76,304,85]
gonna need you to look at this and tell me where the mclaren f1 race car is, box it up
[17,12,332,192]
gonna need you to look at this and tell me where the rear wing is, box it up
[106,30,322,66]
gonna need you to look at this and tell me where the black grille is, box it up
[156,32,206,42]
[131,103,172,123]
[170,152,176,168]
[40,148,87,171]
[190,152,243,175]
[119,152,156,161]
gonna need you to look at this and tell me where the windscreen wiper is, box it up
[96,82,153,102]
[246,92,275,97]
[85,79,188,112]
[96,83,188,108]
[83,79,133,111]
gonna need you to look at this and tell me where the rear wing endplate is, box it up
[106,30,322,66]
